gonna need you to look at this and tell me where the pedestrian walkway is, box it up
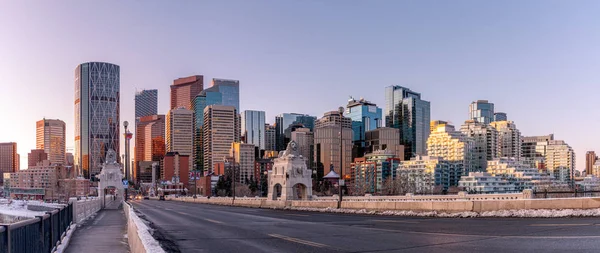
[66,201,129,253]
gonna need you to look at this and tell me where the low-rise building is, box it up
[397,156,463,192]
[486,158,555,191]
[349,150,400,194]
[458,172,516,193]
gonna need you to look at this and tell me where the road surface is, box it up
[131,199,600,252]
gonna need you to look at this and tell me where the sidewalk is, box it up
[66,201,129,253]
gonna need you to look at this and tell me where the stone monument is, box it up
[97,149,125,204]
[268,141,312,200]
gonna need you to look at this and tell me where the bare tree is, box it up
[234,183,253,197]
[349,178,367,196]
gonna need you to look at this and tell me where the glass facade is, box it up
[211,78,240,112]
[345,98,382,143]
[241,111,266,150]
[74,62,120,179]
[275,113,316,151]
[469,100,495,124]
[135,89,158,120]
[385,86,430,160]
[494,112,507,122]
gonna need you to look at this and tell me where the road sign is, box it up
[123,180,129,186]
[339,179,345,186]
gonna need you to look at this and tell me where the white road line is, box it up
[205,218,223,224]
[529,224,592,227]
[371,219,419,224]
[285,214,309,217]
[269,234,327,248]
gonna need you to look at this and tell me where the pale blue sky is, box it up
[1,1,599,170]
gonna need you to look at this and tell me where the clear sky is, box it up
[1,1,599,171]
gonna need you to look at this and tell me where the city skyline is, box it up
[1,1,600,171]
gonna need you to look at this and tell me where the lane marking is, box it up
[286,214,309,217]
[205,218,223,224]
[529,224,592,227]
[371,219,419,224]
[269,234,327,248]
[176,211,189,215]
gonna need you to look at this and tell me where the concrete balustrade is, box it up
[71,195,115,223]
[168,190,600,213]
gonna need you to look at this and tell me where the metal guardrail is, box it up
[0,203,73,253]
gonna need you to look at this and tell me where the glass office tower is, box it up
[345,97,382,143]
[241,110,266,150]
[74,62,120,179]
[469,100,495,124]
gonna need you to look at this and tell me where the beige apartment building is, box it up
[203,105,240,174]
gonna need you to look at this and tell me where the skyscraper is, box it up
[265,124,277,151]
[211,78,240,112]
[291,127,314,168]
[135,89,158,120]
[241,110,266,150]
[28,149,47,168]
[545,140,575,182]
[134,115,165,183]
[36,119,66,165]
[469,100,495,124]
[166,108,194,172]
[314,110,353,177]
[171,75,203,110]
[74,62,120,179]
[522,134,554,169]
[345,97,382,144]
[490,121,522,159]
[460,120,499,171]
[494,112,507,122]
[203,105,240,175]
[586,151,597,176]
[230,142,255,183]
[384,86,430,160]
[0,142,18,182]
[275,113,316,151]
[364,127,405,159]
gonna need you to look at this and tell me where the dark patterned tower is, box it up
[75,62,120,179]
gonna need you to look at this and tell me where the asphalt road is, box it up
[131,200,600,253]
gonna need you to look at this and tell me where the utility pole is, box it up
[124,121,131,201]
[338,107,344,209]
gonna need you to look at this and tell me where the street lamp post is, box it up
[124,121,130,201]
[338,107,344,209]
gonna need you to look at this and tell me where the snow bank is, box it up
[0,200,46,218]
[54,224,76,253]
[288,206,600,218]
[127,204,166,253]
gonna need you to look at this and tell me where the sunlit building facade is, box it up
[36,119,66,165]
[349,150,399,194]
[314,111,353,177]
[0,142,18,183]
[230,142,255,183]
[171,75,203,110]
[522,134,554,169]
[469,100,494,124]
[167,108,194,172]
[203,105,240,175]
[545,140,575,182]
[397,156,462,192]
[427,123,474,173]
[460,120,499,171]
[490,121,521,159]
[74,62,120,179]
[134,115,165,184]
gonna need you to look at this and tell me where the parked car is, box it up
[143,196,150,200]
[159,195,166,201]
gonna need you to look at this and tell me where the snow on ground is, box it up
[54,224,76,253]
[128,204,166,253]
[287,207,600,218]
[0,199,46,218]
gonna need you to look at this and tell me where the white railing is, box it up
[71,195,115,223]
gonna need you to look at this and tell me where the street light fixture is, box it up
[124,121,130,201]
[338,106,344,209]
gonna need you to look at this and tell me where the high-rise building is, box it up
[522,134,554,169]
[430,120,448,133]
[545,140,575,182]
[398,155,463,191]
[210,78,240,112]
[384,85,430,159]
[36,119,66,165]
[275,113,316,151]
[135,89,158,120]
[427,123,474,173]
[494,112,507,122]
[28,149,47,168]
[171,75,203,110]
[166,108,194,172]
[364,127,404,159]
[230,142,255,183]
[314,110,353,178]
[0,142,18,182]
[163,152,190,187]
[74,62,120,179]
[65,153,74,166]
[345,97,382,144]
[490,121,522,159]
[265,124,277,151]
[469,100,495,124]
[241,110,266,150]
[203,105,240,175]
[291,128,314,168]
[460,120,499,171]
[586,151,598,176]
[134,115,165,183]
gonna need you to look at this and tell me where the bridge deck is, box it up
[66,203,129,253]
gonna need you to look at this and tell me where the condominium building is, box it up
[314,110,353,178]
[490,121,521,159]
[522,134,554,169]
[36,119,66,165]
[458,172,516,193]
[427,123,474,173]
[0,142,18,183]
[545,140,575,182]
[171,75,203,110]
[349,150,399,194]
[265,124,277,152]
[384,86,430,159]
[486,158,555,191]
[241,110,266,150]
[230,142,255,183]
[397,156,463,192]
[6,160,77,200]
[469,100,495,124]
[586,151,598,176]
[460,120,499,171]
[75,62,120,179]
[166,108,194,160]
[203,105,240,174]
[364,127,404,159]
